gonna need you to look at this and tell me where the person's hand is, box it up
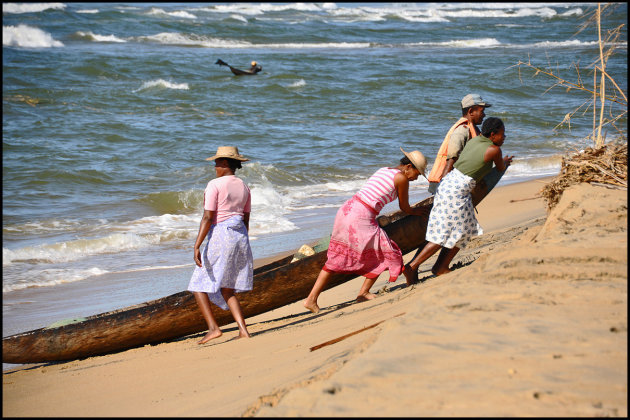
[504,155,514,166]
[194,247,202,267]
[415,206,430,217]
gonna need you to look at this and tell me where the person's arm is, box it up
[441,126,467,178]
[394,172,427,217]
[243,212,250,232]
[193,210,215,267]
[483,145,513,172]
[440,158,456,179]
[243,186,251,232]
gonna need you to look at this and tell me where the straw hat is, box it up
[205,146,249,161]
[400,147,427,176]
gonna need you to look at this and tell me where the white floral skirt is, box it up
[187,215,253,310]
[426,168,483,249]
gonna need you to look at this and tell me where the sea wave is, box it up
[3,218,89,235]
[2,24,64,48]
[532,40,602,48]
[227,14,248,23]
[500,155,562,180]
[133,79,189,92]
[136,189,201,214]
[95,32,614,50]
[2,2,65,14]
[429,38,502,48]
[196,3,583,22]
[206,3,323,15]
[434,6,559,19]
[287,79,307,88]
[146,7,196,20]
[73,30,126,43]
[2,267,108,293]
[136,32,253,48]
[3,233,156,266]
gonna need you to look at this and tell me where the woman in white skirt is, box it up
[403,117,513,284]
[188,146,253,344]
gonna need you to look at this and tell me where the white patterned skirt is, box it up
[426,168,483,249]
[188,215,253,310]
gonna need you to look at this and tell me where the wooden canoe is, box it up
[2,169,505,364]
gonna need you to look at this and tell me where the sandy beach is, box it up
[2,177,627,417]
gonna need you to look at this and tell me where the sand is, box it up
[2,178,627,417]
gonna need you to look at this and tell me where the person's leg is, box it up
[432,246,460,276]
[431,247,450,274]
[356,277,378,302]
[221,288,250,338]
[193,291,223,344]
[303,269,333,313]
[403,242,442,285]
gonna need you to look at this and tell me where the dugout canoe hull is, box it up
[2,169,504,364]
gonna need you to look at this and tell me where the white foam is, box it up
[3,24,64,48]
[134,79,189,92]
[560,8,584,17]
[435,6,558,19]
[228,14,248,23]
[438,38,502,48]
[76,9,99,14]
[3,233,153,266]
[532,40,600,48]
[287,79,306,88]
[209,3,322,16]
[263,42,371,49]
[3,218,85,235]
[75,30,126,43]
[138,32,253,48]
[2,3,65,14]
[248,183,297,235]
[146,7,196,20]
[3,267,108,293]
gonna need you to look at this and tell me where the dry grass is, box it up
[540,141,627,211]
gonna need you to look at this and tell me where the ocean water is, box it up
[3,2,627,349]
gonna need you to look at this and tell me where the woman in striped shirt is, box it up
[303,148,429,314]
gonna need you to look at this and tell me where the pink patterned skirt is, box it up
[324,195,403,282]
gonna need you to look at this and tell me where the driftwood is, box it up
[309,312,405,351]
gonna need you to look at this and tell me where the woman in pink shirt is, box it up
[188,146,253,344]
[303,148,429,314]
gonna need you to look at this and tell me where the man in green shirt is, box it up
[403,118,513,285]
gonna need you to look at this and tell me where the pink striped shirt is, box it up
[356,167,400,213]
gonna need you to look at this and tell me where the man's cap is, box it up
[461,93,492,108]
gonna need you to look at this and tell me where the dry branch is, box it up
[540,142,627,210]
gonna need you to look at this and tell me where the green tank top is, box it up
[453,135,494,181]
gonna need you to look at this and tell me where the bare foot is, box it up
[236,331,251,339]
[356,292,376,302]
[198,329,222,344]
[303,299,320,314]
[431,266,451,276]
[403,264,418,286]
